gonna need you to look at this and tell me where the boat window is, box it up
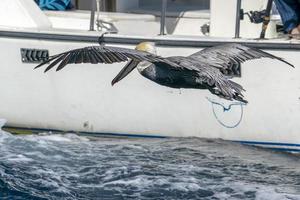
[130,0,209,13]
[73,0,210,13]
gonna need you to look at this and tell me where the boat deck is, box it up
[0,8,299,49]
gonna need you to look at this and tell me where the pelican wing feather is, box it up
[192,64,247,103]
[189,43,294,76]
[35,45,178,72]
[163,56,247,102]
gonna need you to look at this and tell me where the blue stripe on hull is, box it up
[236,141,300,153]
[2,126,300,152]
[237,140,300,147]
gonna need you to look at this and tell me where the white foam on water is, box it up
[24,132,90,144]
[37,134,74,142]
[0,119,12,142]
[170,182,202,192]
[102,174,205,193]
[124,144,148,151]
[212,181,300,200]
[256,187,300,200]
[38,132,90,142]
[0,118,7,128]
[0,131,11,143]
[6,154,33,163]
[101,166,130,182]
[103,175,156,188]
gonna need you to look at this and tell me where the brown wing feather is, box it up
[35,45,179,72]
[189,43,294,76]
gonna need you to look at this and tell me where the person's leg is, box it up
[297,0,300,32]
[274,0,300,33]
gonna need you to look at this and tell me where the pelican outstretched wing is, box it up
[162,56,247,103]
[35,45,177,72]
[189,43,294,76]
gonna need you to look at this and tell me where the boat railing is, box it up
[87,0,275,38]
[160,0,167,35]
[235,0,242,38]
[89,0,118,33]
[235,0,274,39]
[88,0,167,35]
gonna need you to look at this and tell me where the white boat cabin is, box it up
[0,0,286,39]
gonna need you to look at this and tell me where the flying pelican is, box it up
[35,42,294,103]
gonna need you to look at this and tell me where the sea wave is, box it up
[0,125,299,199]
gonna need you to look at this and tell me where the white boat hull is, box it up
[0,35,300,151]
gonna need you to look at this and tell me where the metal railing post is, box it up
[160,0,167,35]
[89,0,96,31]
[259,0,273,39]
[235,0,242,38]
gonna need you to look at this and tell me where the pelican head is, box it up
[111,42,157,86]
[135,42,157,55]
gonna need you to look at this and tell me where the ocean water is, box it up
[0,127,299,199]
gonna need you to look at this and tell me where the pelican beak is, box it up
[111,59,140,86]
